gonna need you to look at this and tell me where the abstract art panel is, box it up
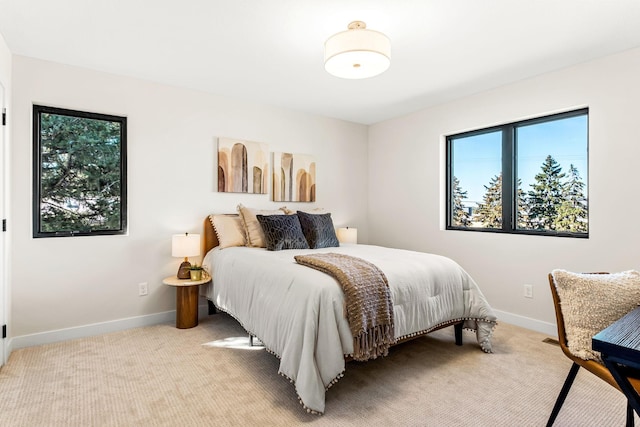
[218,137,269,194]
[272,152,316,202]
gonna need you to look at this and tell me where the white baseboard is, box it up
[7,306,554,352]
[10,310,175,350]
[493,309,557,337]
[9,303,209,350]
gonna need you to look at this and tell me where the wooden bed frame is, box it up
[202,215,464,347]
[203,215,221,256]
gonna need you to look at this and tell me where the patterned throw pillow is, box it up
[297,211,339,249]
[552,269,640,362]
[256,214,310,251]
[237,204,289,248]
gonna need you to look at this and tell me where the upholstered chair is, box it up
[547,271,640,427]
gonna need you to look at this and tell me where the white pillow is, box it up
[209,214,246,249]
[237,204,286,248]
[552,269,640,362]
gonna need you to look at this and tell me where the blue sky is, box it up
[452,114,588,203]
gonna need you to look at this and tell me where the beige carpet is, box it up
[0,313,637,427]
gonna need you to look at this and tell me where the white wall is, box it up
[0,32,12,363]
[368,47,640,334]
[10,56,369,343]
[11,45,640,346]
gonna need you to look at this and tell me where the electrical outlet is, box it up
[524,284,533,299]
[139,282,148,296]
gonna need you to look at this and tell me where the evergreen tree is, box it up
[527,155,566,230]
[451,176,471,227]
[554,164,588,232]
[516,178,533,229]
[475,173,502,228]
[39,113,123,232]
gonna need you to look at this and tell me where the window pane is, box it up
[450,131,502,228]
[446,108,587,237]
[34,106,127,237]
[515,114,588,232]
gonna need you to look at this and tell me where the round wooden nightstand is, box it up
[163,273,211,329]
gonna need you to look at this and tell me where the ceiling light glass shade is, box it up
[324,21,390,79]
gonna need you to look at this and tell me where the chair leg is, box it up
[546,362,581,427]
[626,401,635,427]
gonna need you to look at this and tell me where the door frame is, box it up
[0,80,6,366]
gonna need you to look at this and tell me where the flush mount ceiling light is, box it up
[324,21,391,79]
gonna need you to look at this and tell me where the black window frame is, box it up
[33,105,128,238]
[446,108,588,238]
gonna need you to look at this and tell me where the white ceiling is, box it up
[1,0,640,124]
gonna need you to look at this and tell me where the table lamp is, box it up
[172,233,201,279]
[336,227,358,244]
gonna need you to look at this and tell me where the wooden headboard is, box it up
[203,215,219,256]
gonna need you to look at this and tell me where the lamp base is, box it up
[177,261,192,279]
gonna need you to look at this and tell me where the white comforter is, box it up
[202,244,496,414]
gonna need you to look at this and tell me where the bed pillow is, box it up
[279,206,295,215]
[209,214,246,248]
[256,214,310,251]
[297,211,339,249]
[237,204,287,248]
[551,269,640,362]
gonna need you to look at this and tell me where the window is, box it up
[446,108,588,237]
[33,105,127,238]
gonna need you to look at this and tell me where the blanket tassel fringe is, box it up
[353,324,395,361]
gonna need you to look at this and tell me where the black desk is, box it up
[592,306,640,418]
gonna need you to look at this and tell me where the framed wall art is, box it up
[217,137,269,194]
[272,152,316,202]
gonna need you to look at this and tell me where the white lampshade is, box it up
[336,227,358,244]
[172,233,201,258]
[324,21,391,79]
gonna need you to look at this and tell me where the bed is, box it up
[201,210,497,414]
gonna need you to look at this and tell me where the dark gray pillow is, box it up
[297,211,340,249]
[256,214,310,251]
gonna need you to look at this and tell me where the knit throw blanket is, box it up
[294,253,395,361]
